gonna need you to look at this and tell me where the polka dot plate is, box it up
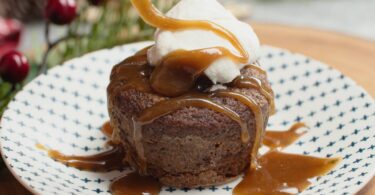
[1,42,374,195]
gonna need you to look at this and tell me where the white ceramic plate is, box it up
[1,42,374,195]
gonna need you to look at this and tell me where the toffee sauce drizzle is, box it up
[263,122,307,149]
[233,151,341,195]
[108,54,271,171]
[232,123,341,195]
[121,0,275,170]
[231,68,275,115]
[37,123,340,195]
[130,0,251,97]
[35,123,126,172]
[110,172,161,195]
[130,0,248,61]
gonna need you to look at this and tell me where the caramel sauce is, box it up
[108,51,271,172]
[133,92,250,171]
[263,123,307,149]
[37,122,340,195]
[213,91,263,167]
[136,93,248,140]
[130,0,248,62]
[232,72,275,115]
[151,47,237,96]
[118,1,273,170]
[246,63,267,75]
[101,121,113,138]
[36,122,127,172]
[112,0,273,170]
[36,123,161,195]
[233,151,341,195]
[110,172,162,195]
[108,54,152,95]
[36,142,126,172]
[244,63,275,103]
[130,0,250,96]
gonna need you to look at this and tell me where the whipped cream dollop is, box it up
[147,0,260,84]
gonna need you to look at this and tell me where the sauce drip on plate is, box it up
[35,142,125,172]
[35,122,125,172]
[110,172,162,195]
[233,151,341,195]
[101,121,113,138]
[263,122,307,149]
[37,122,340,195]
[232,123,340,195]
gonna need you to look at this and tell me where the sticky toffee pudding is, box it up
[37,0,340,194]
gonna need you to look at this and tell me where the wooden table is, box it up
[1,23,374,195]
[253,23,375,98]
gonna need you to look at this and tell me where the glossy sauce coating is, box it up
[108,56,269,171]
[110,172,162,195]
[101,121,113,138]
[37,122,340,195]
[151,47,239,96]
[232,66,275,115]
[130,0,250,96]
[233,151,341,195]
[110,0,272,172]
[212,90,263,167]
[34,123,125,172]
[263,123,307,149]
[129,0,248,61]
[35,142,125,172]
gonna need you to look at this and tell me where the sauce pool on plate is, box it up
[233,151,341,195]
[37,122,340,195]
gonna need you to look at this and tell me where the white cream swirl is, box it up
[147,0,260,84]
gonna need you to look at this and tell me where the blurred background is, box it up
[243,0,375,40]
[1,0,374,54]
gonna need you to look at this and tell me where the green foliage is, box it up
[50,0,177,67]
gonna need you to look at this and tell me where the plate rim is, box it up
[1,41,374,195]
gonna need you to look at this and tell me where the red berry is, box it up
[0,51,30,83]
[45,0,77,25]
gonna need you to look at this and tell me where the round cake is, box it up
[107,52,273,187]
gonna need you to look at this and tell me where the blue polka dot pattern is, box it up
[0,42,374,195]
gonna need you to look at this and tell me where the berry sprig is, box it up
[0,50,30,113]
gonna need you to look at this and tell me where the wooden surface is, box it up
[253,23,375,98]
[1,23,374,195]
